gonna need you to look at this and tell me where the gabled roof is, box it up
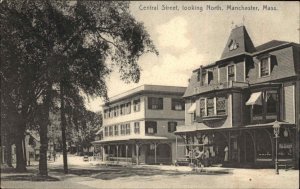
[221,25,256,59]
[255,40,289,52]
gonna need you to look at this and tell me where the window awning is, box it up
[246,92,262,106]
[188,103,196,113]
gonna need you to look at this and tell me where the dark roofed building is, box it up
[176,25,300,169]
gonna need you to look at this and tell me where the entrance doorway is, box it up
[239,131,255,163]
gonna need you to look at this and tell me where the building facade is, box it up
[92,85,186,165]
[176,26,299,168]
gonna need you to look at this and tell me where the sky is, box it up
[85,1,299,112]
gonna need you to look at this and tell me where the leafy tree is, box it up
[1,0,157,176]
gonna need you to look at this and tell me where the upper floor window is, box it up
[125,102,131,114]
[104,127,108,137]
[199,97,227,117]
[246,89,279,122]
[133,99,140,112]
[113,106,119,117]
[260,57,270,77]
[148,97,163,110]
[134,122,140,134]
[200,99,206,117]
[114,125,119,136]
[104,109,109,119]
[125,123,130,135]
[228,39,239,51]
[168,122,177,133]
[266,90,278,114]
[120,104,125,115]
[120,124,126,135]
[109,108,114,118]
[216,97,226,115]
[206,98,215,116]
[227,65,235,82]
[171,99,185,111]
[145,121,157,134]
[109,126,113,136]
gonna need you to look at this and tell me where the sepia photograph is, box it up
[1,1,299,189]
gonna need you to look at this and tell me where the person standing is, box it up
[224,146,229,162]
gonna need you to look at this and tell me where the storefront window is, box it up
[256,130,272,160]
[278,128,293,159]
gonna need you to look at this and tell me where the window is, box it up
[206,98,214,116]
[228,39,239,51]
[114,125,119,136]
[104,109,109,119]
[134,122,140,134]
[133,99,140,112]
[109,126,113,136]
[171,99,185,111]
[200,71,206,86]
[216,97,226,115]
[125,123,130,135]
[120,124,126,135]
[120,104,125,115]
[109,108,114,118]
[104,127,108,137]
[168,122,177,133]
[249,89,279,122]
[199,97,227,117]
[148,97,163,110]
[227,65,235,82]
[207,71,213,84]
[266,91,278,114]
[113,106,119,117]
[200,99,206,117]
[260,57,270,77]
[145,121,157,134]
[125,102,131,114]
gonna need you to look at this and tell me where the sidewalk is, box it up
[1,155,299,189]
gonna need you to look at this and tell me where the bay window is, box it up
[199,96,227,117]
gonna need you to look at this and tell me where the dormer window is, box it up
[259,57,270,77]
[228,40,239,51]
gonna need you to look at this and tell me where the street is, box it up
[1,154,299,189]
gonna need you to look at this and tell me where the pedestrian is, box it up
[224,146,228,162]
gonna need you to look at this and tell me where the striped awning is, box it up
[246,92,262,105]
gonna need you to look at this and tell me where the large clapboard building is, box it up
[93,85,186,165]
[175,25,300,168]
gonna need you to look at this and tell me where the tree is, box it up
[1,0,157,176]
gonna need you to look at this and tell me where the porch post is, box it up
[136,143,139,165]
[175,136,178,161]
[228,131,231,162]
[126,144,128,164]
[102,146,105,161]
[116,145,119,164]
[154,143,157,165]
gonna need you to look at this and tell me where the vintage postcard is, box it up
[1,1,299,189]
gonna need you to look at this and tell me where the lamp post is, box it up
[273,121,280,175]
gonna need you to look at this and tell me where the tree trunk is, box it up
[39,122,48,176]
[4,134,13,167]
[38,86,51,176]
[15,134,26,172]
[60,81,68,174]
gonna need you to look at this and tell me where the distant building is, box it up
[92,85,186,165]
[176,26,299,168]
